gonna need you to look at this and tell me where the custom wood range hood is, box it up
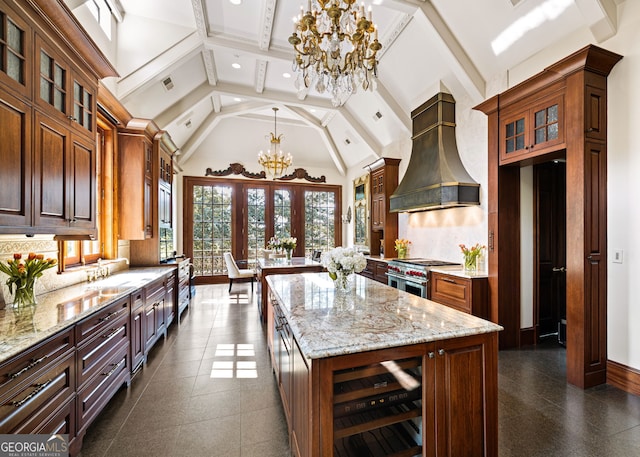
[389,92,480,212]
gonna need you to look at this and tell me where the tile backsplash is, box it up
[0,236,129,309]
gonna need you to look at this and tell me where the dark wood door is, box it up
[535,162,566,342]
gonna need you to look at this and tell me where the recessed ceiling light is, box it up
[282,72,291,78]
[234,97,242,102]
[310,108,316,113]
[232,62,241,69]
[229,0,242,5]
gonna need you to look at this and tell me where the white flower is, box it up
[321,247,367,279]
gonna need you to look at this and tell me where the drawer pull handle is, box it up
[102,359,125,377]
[428,352,435,359]
[438,349,445,356]
[11,379,52,407]
[442,278,456,284]
[9,355,49,379]
[99,310,122,323]
[102,327,122,339]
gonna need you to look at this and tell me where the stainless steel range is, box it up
[387,259,460,298]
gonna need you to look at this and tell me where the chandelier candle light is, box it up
[258,107,293,179]
[289,0,382,107]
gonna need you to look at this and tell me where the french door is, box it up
[183,177,341,281]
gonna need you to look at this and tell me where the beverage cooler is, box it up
[332,356,423,456]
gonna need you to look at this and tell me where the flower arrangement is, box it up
[0,253,57,307]
[280,237,297,251]
[267,237,281,250]
[459,243,485,271]
[394,239,411,258]
[321,247,367,290]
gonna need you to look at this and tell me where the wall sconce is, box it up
[342,206,352,224]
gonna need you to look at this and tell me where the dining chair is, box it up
[223,253,255,292]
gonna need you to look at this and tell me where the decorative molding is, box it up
[607,359,640,397]
[204,164,326,183]
[278,168,326,183]
[191,0,207,38]
[205,163,266,179]
[255,60,268,94]
[259,0,277,51]
[202,49,218,86]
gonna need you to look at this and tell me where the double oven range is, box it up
[387,259,460,299]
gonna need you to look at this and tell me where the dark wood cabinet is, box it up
[118,130,154,240]
[130,288,145,371]
[0,91,32,229]
[33,112,96,233]
[475,45,621,388]
[358,258,387,284]
[431,335,497,456]
[164,271,176,329]
[291,338,310,457]
[367,158,400,258]
[75,296,130,436]
[499,92,564,165]
[0,0,115,236]
[0,328,76,438]
[430,271,489,319]
[123,126,178,265]
[143,277,167,352]
[177,258,191,322]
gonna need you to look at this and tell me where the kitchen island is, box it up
[266,272,502,457]
[256,257,324,322]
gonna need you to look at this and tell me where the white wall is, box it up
[602,0,640,371]
[520,167,534,329]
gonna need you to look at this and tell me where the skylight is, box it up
[87,0,113,40]
[491,0,572,55]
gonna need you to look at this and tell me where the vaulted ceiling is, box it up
[68,0,620,175]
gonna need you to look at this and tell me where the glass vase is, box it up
[12,278,37,309]
[396,247,407,259]
[333,271,352,293]
[463,255,477,272]
[286,249,292,260]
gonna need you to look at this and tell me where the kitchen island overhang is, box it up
[266,272,503,457]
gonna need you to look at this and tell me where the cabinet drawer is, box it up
[77,344,129,431]
[374,262,388,283]
[0,352,75,433]
[0,328,74,400]
[77,314,129,387]
[131,288,144,312]
[76,296,130,344]
[145,277,166,301]
[431,273,471,313]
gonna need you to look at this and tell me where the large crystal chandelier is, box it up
[288,0,382,107]
[258,108,293,179]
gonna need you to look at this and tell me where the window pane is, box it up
[274,189,291,239]
[305,190,336,257]
[191,185,232,276]
[246,188,266,269]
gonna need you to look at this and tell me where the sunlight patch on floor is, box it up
[210,343,258,378]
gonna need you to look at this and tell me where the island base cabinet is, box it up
[313,333,498,457]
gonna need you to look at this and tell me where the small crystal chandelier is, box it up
[288,0,382,107]
[258,108,293,179]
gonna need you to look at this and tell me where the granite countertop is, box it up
[429,265,489,279]
[257,257,323,269]
[266,272,502,360]
[0,267,174,364]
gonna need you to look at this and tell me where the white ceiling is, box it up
[68,0,620,175]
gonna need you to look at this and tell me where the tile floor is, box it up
[79,283,640,456]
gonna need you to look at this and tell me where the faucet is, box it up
[86,259,110,282]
